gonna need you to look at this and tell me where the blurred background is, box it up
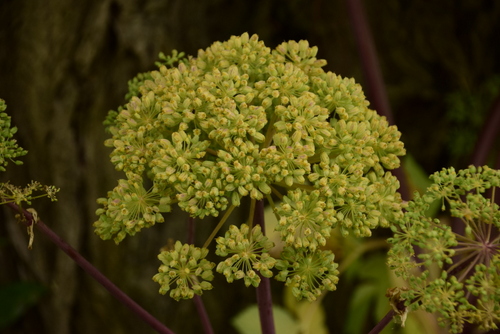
[0,0,499,333]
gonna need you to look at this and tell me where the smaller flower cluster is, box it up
[0,181,59,206]
[215,224,275,287]
[0,100,59,209]
[275,189,336,251]
[275,246,339,302]
[94,174,171,244]
[0,99,27,171]
[388,165,500,332]
[153,241,215,301]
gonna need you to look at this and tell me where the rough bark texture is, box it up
[0,1,211,333]
[0,1,499,333]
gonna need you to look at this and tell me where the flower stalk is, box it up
[253,200,276,334]
[5,201,175,334]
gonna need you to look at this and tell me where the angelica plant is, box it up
[388,165,500,332]
[95,33,406,303]
[0,100,59,207]
[0,99,27,172]
[0,99,59,250]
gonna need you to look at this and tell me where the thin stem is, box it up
[345,0,392,123]
[187,216,195,244]
[187,216,214,334]
[470,91,500,166]
[265,193,282,224]
[273,181,315,192]
[205,147,218,157]
[5,201,175,334]
[368,310,396,334]
[457,253,480,283]
[253,200,276,334]
[369,299,409,334]
[202,205,236,249]
[270,185,284,200]
[486,221,492,243]
[263,113,278,148]
[345,0,410,201]
[447,250,479,278]
[193,295,214,334]
[247,198,256,229]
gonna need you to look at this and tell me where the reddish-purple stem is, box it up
[187,215,195,244]
[5,201,175,334]
[193,295,214,334]
[368,309,396,334]
[345,1,414,332]
[253,200,276,334]
[470,92,500,167]
[186,215,214,334]
[345,0,410,201]
[345,0,393,124]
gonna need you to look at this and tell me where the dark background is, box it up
[0,0,499,333]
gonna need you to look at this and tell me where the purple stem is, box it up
[367,309,396,334]
[345,0,393,124]
[5,201,175,334]
[368,299,408,334]
[451,90,500,235]
[187,216,195,245]
[471,91,500,167]
[345,3,414,332]
[345,0,410,201]
[193,295,214,334]
[186,215,214,334]
[253,200,276,334]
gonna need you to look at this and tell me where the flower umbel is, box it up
[94,173,171,244]
[153,241,215,301]
[0,99,27,171]
[216,224,276,287]
[388,165,500,332]
[97,33,406,300]
[275,246,339,301]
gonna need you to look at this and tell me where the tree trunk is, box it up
[0,1,217,333]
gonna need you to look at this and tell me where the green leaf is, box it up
[345,283,378,334]
[402,154,440,216]
[232,304,299,334]
[0,281,46,329]
[344,253,395,334]
[402,154,431,196]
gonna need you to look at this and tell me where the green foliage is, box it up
[0,281,46,329]
[445,75,500,162]
[232,305,301,334]
[344,254,392,334]
[95,33,406,301]
[388,165,500,332]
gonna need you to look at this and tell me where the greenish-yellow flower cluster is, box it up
[95,33,405,301]
[276,246,339,302]
[153,241,215,300]
[0,100,59,209]
[216,224,275,287]
[388,165,500,332]
[0,99,27,171]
